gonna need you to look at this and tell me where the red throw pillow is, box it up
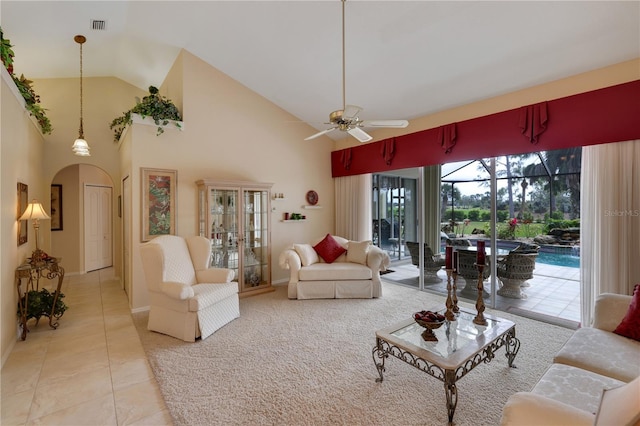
[313,234,346,264]
[613,284,640,341]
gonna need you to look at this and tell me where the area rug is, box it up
[133,282,573,426]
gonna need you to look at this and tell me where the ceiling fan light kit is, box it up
[304,0,408,143]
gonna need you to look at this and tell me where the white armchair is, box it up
[140,235,239,342]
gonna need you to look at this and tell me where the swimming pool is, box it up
[536,251,580,268]
[492,241,580,268]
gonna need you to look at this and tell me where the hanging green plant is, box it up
[109,85,182,142]
[0,27,15,74]
[0,27,53,135]
[17,288,67,322]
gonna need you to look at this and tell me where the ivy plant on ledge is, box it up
[109,85,182,142]
[1,27,53,135]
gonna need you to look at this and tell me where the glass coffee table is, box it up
[372,308,520,424]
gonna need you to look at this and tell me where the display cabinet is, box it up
[196,179,274,297]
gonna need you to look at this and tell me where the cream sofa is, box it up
[279,235,390,299]
[501,292,640,425]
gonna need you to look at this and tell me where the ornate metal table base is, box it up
[15,258,65,340]
[372,324,520,424]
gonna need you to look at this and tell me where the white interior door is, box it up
[85,185,113,272]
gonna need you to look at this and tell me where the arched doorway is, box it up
[51,164,114,274]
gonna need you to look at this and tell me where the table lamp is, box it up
[19,199,50,264]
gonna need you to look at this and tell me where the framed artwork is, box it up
[141,168,177,241]
[50,184,63,231]
[17,182,28,245]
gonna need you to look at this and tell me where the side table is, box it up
[15,257,65,340]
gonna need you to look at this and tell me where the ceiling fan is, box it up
[304,0,409,143]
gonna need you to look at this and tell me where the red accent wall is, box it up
[331,80,640,177]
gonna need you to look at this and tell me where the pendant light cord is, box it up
[78,39,84,139]
[74,35,86,139]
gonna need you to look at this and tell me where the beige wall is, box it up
[336,58,640,151]
[1,67,48,363]
[123,51,337,310]
[51,165,80,272]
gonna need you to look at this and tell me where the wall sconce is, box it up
[19,199,50,264]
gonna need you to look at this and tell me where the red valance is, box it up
[519,102,548,144]
[438,123,458,153]
[381,139,396,165]
[331,80,640,177]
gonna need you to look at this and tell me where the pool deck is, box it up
[382,260,581,329]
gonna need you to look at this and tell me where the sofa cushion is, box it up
[554,327,640,382]
[347,240,371,265]
[594,375,640,426]
[299,263,372,281]
[531,363,625,416]
[500,392,595,426]
[613,284,640,341]
[294,243,319,266]
[313,234,346,263]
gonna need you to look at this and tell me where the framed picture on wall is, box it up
[17,182,28,245]
[141,168,177,242]
[51,184,63,231]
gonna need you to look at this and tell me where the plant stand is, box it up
[15,257,65,340]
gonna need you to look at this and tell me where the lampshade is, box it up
[72,138,90,156]
[19,200,51,221]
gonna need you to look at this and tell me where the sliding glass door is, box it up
[372,171,418,261]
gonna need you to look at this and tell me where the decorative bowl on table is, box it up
[414,310,446,341]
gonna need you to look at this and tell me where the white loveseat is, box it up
[279,235,390,299]
[501,292,640,425]
[140,235,240,342]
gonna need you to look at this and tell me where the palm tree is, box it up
[523,148,582,218]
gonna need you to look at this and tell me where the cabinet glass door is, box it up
[209,188,239,279]
[242,189,269,289]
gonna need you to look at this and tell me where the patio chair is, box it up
[446,238,472,247]
[456,248,491,299]
[405,241,445,283]
[496,252,538,299]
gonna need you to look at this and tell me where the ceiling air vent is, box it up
[91,20,107,31]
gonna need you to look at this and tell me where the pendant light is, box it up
[72,35,90,156]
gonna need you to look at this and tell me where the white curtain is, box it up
[580,139,640,326]
[335,174,372,241]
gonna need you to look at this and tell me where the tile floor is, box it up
[1,267,173,426]
[382,259,581,328]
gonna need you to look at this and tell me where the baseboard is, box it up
[131,305,150,314]
[507,307,580,330]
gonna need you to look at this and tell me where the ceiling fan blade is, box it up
[304,127,337,141]
[347,127,372,143]
[342,105,363,120]
[360,119,409,128]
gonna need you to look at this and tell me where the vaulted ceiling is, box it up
[2,1,639,140]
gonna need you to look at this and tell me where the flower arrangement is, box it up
[0,27,53,134]
[109,86,182,142]
[507,218,518,238]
